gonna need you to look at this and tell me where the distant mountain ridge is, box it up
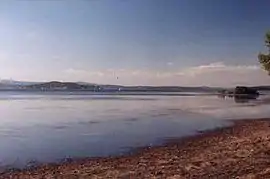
[25,81,96,90]
[251,86,270,91]
[23,81,223,92]
[0,79,40,86]
[0,80,269,92]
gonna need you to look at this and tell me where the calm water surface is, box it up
[0,92,270,168]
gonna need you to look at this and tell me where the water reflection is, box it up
[217,94,259,104]
[234,95,259,103]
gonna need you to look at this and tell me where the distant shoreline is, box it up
[1,80,270,93]
[2,118,270,178]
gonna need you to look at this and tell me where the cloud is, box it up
[181,62,260,76]
[26,31,38,39]
[0,52,9,62]
[167,62,173,66]
[64,68,105,77]
[62,62,269,86]
[177,62,266,86]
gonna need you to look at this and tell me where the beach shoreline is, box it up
[2,118,270,178]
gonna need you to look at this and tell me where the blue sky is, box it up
[0,0,270,86]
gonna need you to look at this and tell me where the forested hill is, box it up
[0,80,269,92]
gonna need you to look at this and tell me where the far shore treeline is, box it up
[0,80,270,92]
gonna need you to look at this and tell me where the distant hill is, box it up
[25,81,96,91]
[251,86,270,91]
[0,80,40,89]
[116,86,223,92]
[1,79,269,93]
[0,83,16,90]
[17,81,224,92]
[0,79,39,85]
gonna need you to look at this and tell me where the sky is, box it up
[0,0,270,87]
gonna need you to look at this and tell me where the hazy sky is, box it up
[0,0,270,86]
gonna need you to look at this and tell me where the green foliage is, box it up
[258,31,270,74]
[258,53,270,74]
[265,31,270,49]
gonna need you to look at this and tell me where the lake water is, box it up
[0,91,270,168]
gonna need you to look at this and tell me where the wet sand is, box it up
[2,118,270,179]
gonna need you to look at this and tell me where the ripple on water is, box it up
[0,129,22,138]
[53,125,69,130]
[78,121,101,125]
[125,118,139,122]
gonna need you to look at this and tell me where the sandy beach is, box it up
[2,118,270,179]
